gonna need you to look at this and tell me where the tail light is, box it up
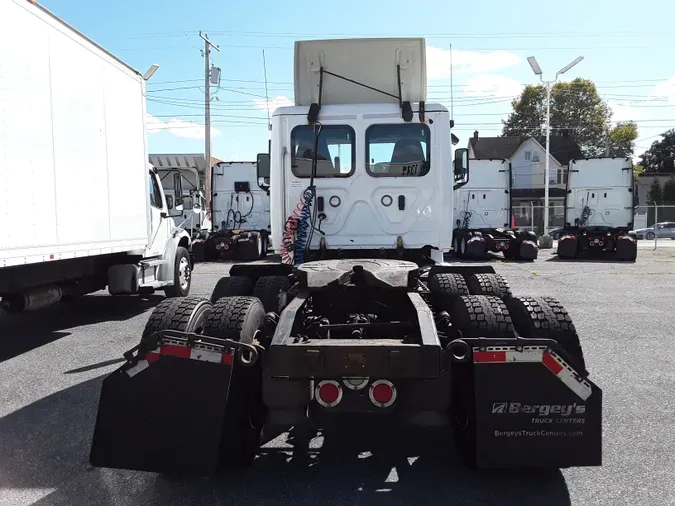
[316,380,342,407]
[369,379,397,408]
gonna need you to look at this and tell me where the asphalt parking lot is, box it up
[1,248,674,506]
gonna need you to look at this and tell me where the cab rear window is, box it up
[291,125,355,178]
[366,124,431,177]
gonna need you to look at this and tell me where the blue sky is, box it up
[40,0,675,162]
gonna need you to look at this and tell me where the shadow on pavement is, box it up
[0,294,164,363]
[0,374,571,506]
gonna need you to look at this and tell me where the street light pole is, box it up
[526,55,584,243]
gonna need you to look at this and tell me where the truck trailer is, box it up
[90,37,602,476]
[203,160,272,261]
[452,158,538,260]
[0,0,193,314]
[556,157,638,261]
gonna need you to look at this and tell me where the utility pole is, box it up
[200,31,220,212]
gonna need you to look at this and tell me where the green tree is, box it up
[647,178,663,226]
[633,163,645,179]
[608,121,638,157]
[502,78,612,157]
[662,176,675,204]
[639,129,675,174]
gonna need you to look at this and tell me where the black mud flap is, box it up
[616,235,637,261]
[518,239,538,260]
[448,338,602,469]
[465,237,487,259]
[89,331,262,476]
[557,235,577,258]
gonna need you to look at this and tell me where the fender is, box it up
[159,228,192,283]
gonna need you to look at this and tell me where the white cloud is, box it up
[426,46,521,79]
[607,100,640,124]
[651,76,675,104]
[252,95,293,111]
[463,74,524,99]
[146,113,220,140]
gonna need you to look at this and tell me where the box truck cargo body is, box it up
[0,0,192,313]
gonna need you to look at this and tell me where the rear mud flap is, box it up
[557,236,578,258]
[465,238,487,258]
[448,338,602,469]
[89,332,262,476]
[518,240,538,260]
[616,236,637,260]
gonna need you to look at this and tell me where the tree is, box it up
[663,176,675,204]
[647,178,662,226]
[639,129,675,174]
[633,163,645,179]
[502,78,613,157]
[608,121,638,157]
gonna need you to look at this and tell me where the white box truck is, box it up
[0,0,193,313]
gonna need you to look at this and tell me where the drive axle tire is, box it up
[429,273,469,311]
[252,275,291,314]
[505,296,585,369]
[203,296,266,467]
[466,273,512,299]
[451,295,515,338]
[141,296,212,340]
[211,276,254,303]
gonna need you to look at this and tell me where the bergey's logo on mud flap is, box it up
[492,402,585,417]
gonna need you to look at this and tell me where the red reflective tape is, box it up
[222,353,233,365]
[160,344,191,359]
[474,351,507,363]
[146,352,160,364]
[542,352,563,374]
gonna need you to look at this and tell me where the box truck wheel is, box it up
[505,296,585,369]
[164,247,191,297]
[211,276,254,303]
[202,296,266,467]
[141,296,212,339]
[467,273,512,299]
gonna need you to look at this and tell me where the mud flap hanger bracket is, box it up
[307,65,419,124]
[122,330,261,368]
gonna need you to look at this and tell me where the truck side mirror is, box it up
[166,195,174,210]
[257,153,270,179]
[175,197,184,212]
[453,148,469,190]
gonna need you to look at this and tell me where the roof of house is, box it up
[470,134,583,165]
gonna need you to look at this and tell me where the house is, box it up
[468,131,583,233]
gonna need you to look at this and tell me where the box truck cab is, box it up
[158,166,211,238]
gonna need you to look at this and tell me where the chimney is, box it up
[473,130,479,140]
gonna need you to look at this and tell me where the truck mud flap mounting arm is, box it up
[89,330,262,476]
[447,337,602,469]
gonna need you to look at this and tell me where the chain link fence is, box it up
[510,204,675,249]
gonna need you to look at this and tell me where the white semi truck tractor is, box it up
[90,37,603,476]
[0,0,193,314]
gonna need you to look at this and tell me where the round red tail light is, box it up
[369,379,397,408]
[316,380,342,407]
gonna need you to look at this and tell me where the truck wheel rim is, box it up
[179,257,190,289]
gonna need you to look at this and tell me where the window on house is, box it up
[532,151,540,162]
[524,151,531,161]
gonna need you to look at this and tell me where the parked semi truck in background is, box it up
[202,159,272,261]
[557,157,638,261]
[0,0,193,314]
[452,158,538,260]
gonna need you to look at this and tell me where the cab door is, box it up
[147,170,172,257]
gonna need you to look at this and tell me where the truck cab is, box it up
[268,38,467,265]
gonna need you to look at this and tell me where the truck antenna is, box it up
[263,49,271,130]
[449,43,454,123]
